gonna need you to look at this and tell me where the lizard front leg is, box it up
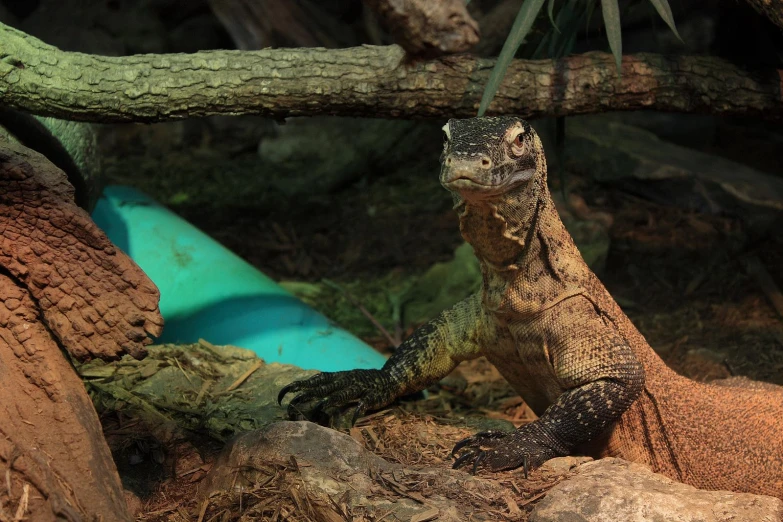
[453,296,645,473]
[279,292,487,426]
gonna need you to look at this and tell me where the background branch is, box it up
[361,0,479,56]
[744,0,783,30]
[0,23,780,123]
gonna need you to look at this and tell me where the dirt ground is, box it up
[99,117,783,520]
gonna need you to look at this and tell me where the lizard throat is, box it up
[456,185,542,271]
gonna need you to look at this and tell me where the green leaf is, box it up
[477,0,547,116]
[533,0,570,59]
[547,0,559,31]
[648,0,682,42]
[532,0,581,60]
[601,0,622,74]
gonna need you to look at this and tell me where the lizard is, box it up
[279,116,783,499]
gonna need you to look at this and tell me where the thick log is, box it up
[0,137,163,361]
[0,23,780,123]
[0,271,131,521]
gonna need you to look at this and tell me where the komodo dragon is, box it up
[279,116,783,499]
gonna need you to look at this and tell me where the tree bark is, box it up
[0,271,132,521]
[0,131,165,519]
[0,22,781,123]
[0,137,163,361]
[362,0,479,56]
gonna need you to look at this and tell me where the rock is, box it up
[538,456,592,475]
[530,458,783,522]
[124,490,144,517]
[80,343,317,442]
[200,421,520,521]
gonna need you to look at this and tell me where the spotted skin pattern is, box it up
[280,117,783,499]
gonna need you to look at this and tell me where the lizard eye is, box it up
[441,123,451,148]
[510,132,527,156]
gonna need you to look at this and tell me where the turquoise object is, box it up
[91,186,387,372]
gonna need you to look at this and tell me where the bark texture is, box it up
[362,0,479,56]
[0,23,780,123]
[0,137,163,360]
[0,271,132,521]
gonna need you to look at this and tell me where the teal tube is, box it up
[91,186,387,372]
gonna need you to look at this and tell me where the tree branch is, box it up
[0,23,781,123]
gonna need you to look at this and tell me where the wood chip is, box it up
[196,499,209,522]
[12,484,28,522]
[410,507,439,522]
[195,380,212,407]
[349,427,364,444]
[225,360,263,392]
[744,256,783,319]
[503,493,522,517]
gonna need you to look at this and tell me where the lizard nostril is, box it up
[446,157,452,166]
[481,157,491,168]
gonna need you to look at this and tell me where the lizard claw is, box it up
[277,383,298,405]
[450,424,560,475]
[351,401,366,426]
[452,449,479,470]
[451,436,474,457]
[451,448,490,475]
[451,430,509,457]
[277,369,394,426]
[472,451,487,475]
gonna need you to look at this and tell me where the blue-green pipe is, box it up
[91,186,387,372]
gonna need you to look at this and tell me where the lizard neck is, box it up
[456,181,589,315]
[455,173,543,269]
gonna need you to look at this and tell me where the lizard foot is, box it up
[278,369,394,427]
[451,423,563,476]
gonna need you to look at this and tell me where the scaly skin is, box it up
[280,116,783,499]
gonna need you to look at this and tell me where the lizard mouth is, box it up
[443,169,537,198]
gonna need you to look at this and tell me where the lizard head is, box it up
[439,116,544,201]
